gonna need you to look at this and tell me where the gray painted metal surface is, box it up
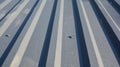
[0,0,120,67]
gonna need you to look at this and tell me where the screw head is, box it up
[5,34,10,37]
[68,36,72,39]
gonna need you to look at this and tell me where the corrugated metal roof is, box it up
[0,0,120,67]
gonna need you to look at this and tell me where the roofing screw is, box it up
[5,34,11,37]
[68,36,72,39]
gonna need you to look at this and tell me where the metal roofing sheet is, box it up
[0,0,120,67]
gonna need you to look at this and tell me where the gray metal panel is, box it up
[0,0,120,67]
